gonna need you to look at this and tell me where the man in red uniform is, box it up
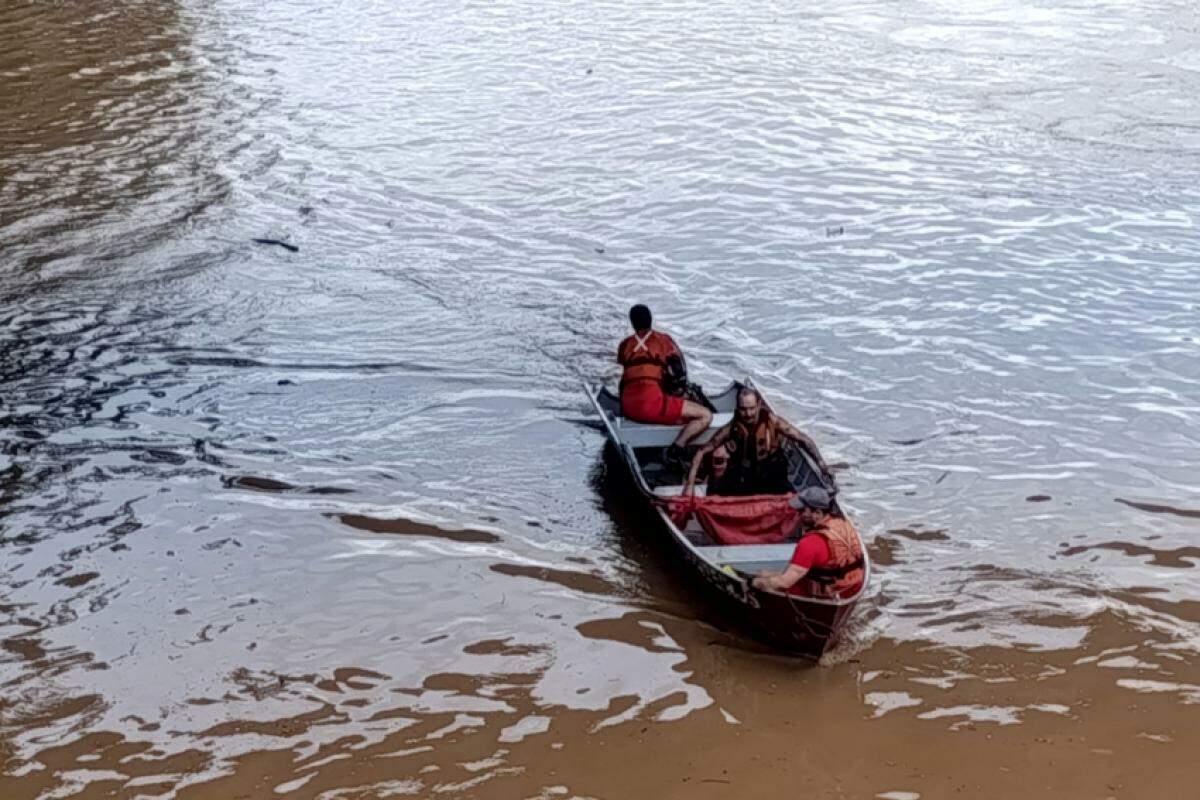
[617,304,713,466]
[751,486,865,599]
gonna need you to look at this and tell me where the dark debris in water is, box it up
[251,238,299,253]
[53,572,99,588]
[201,537,241,551]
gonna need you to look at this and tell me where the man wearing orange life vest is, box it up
[751,486,865,599]
[683,387,831,497]
[617,304,713,465]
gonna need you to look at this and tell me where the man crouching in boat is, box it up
[618,304,713,467]
[752,487,865,599]
[683,387,831,497]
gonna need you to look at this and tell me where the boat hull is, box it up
[641,456,856,658]
[586,379,866,659]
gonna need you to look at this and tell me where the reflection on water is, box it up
[0,2,233,284]
[3,0,1200,796]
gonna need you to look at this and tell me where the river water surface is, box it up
[2,0,1199,798]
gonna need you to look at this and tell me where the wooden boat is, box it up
[585,379,870,658]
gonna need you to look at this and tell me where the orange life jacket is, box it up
[618,330,679,392]
[727,409,777,465]
[802,515,865,599]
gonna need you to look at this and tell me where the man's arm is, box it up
[773,415,824,463]
[753,564,808,592]
[683,425,731,495]
[754,533,827,592]
[773,416,829,470]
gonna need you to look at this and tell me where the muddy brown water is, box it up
[2,0,1199,797]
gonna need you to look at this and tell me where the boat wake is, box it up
[820,591,889,666]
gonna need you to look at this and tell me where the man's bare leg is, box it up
[672,400,713,449]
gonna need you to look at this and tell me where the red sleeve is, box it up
[789,535,830,570]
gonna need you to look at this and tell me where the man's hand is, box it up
[752,570,777,592]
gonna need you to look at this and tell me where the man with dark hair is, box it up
[617,304,713,466]
[751,486,864,599]
[683,387,831,496]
